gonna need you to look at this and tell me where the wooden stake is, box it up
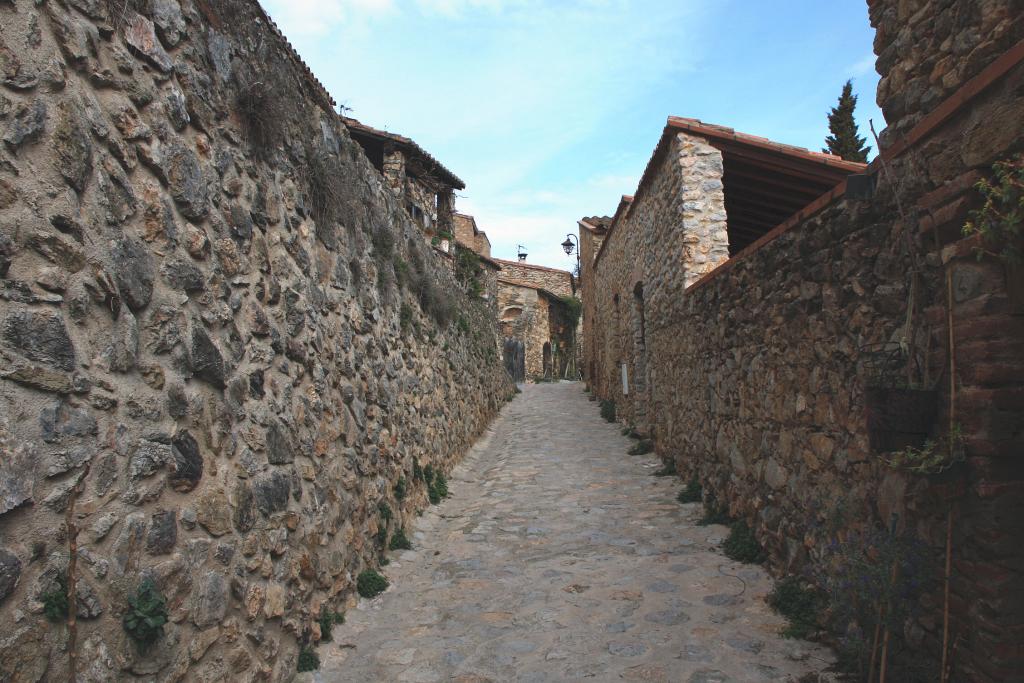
[868,601,884,682]
[941,507,953,683]
[879,560,899,683]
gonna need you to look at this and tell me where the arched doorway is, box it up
[542,342,552,379]
[503,338,525,383]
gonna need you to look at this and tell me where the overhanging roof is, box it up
[596,117,866,265]
[342,117,465,190]
[664,117,865,253]
[497,277,567,304]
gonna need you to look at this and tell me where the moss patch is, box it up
[722,521,766,564]
[389,528,412,551]
[677,479,702,504]
[768,577,824,639]
[356,569,389,598]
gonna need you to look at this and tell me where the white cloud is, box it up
[261,0,708,267]
[262,0,395,39]
[845,53,877,78]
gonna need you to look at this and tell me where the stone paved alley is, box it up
[317,383,834,682]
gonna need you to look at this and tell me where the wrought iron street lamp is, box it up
[561,233,580,292]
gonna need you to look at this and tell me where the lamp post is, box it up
[561,234,580,289]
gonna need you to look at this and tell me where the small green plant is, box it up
[434,472,449,498]
[371,227,395,259]
[599,399,616,423]
[393,258,411,288]
[699,494,733,526]
[412,459,424,482]
[428,472,449,504]
[883,424,965,475]
[628,439,654,456]
[767,577,824,639]
[722,521,767,564]
[122,578,168,650]
[559,295,582,329]
[677,479,702,504]
[394,476,407,501]
[399,303,414,334]
[620,427,630,436]
[652,459,676,476]
[318,605,345,642]
[389,528,412,551]
[356,569,389,598]
[377,501,393,522]
[41,575,69,623]
[374,525,388,546]
[817,521,933,678]
[297,647,320,672]
[963,153,1023,265]
[456,315,471,334]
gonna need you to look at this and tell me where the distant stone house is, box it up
[497,277,576,381]
[492,260,578,381]
[454,213,493,257]
[343,116,464,250]
[342,118,502,312]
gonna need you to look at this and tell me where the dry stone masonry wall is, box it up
[584,2,1023,679]
[0,1,511,681]
[870,0,1023,141]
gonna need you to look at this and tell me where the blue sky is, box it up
[262,0,883,269]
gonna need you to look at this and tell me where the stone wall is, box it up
[497,280,550,379]
[0,1,511,681]
[869,0,1023,141]
[493,259,573,298]
[578,222,605,385]
[583,132,729,433]
[582,3,1024,678]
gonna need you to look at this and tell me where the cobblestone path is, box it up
[318,382,833,682]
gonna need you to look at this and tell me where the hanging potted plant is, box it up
[861,341,938,453]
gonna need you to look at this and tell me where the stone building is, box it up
[343,116,464,250]
[495,258,574,297]
[0,2,512,681]
[453,212,492,258]
[491,260,579,381]
[496,277,574,381]
[580,1,1024,679]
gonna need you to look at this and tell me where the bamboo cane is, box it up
[941,506,953,683]
[868,601,884,682]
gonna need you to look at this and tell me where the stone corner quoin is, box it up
[0,1,512,681]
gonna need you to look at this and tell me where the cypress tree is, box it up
[823,80,870,163]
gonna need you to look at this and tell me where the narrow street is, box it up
[318,383,833,682]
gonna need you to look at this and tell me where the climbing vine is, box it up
[963,153,1023,265]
